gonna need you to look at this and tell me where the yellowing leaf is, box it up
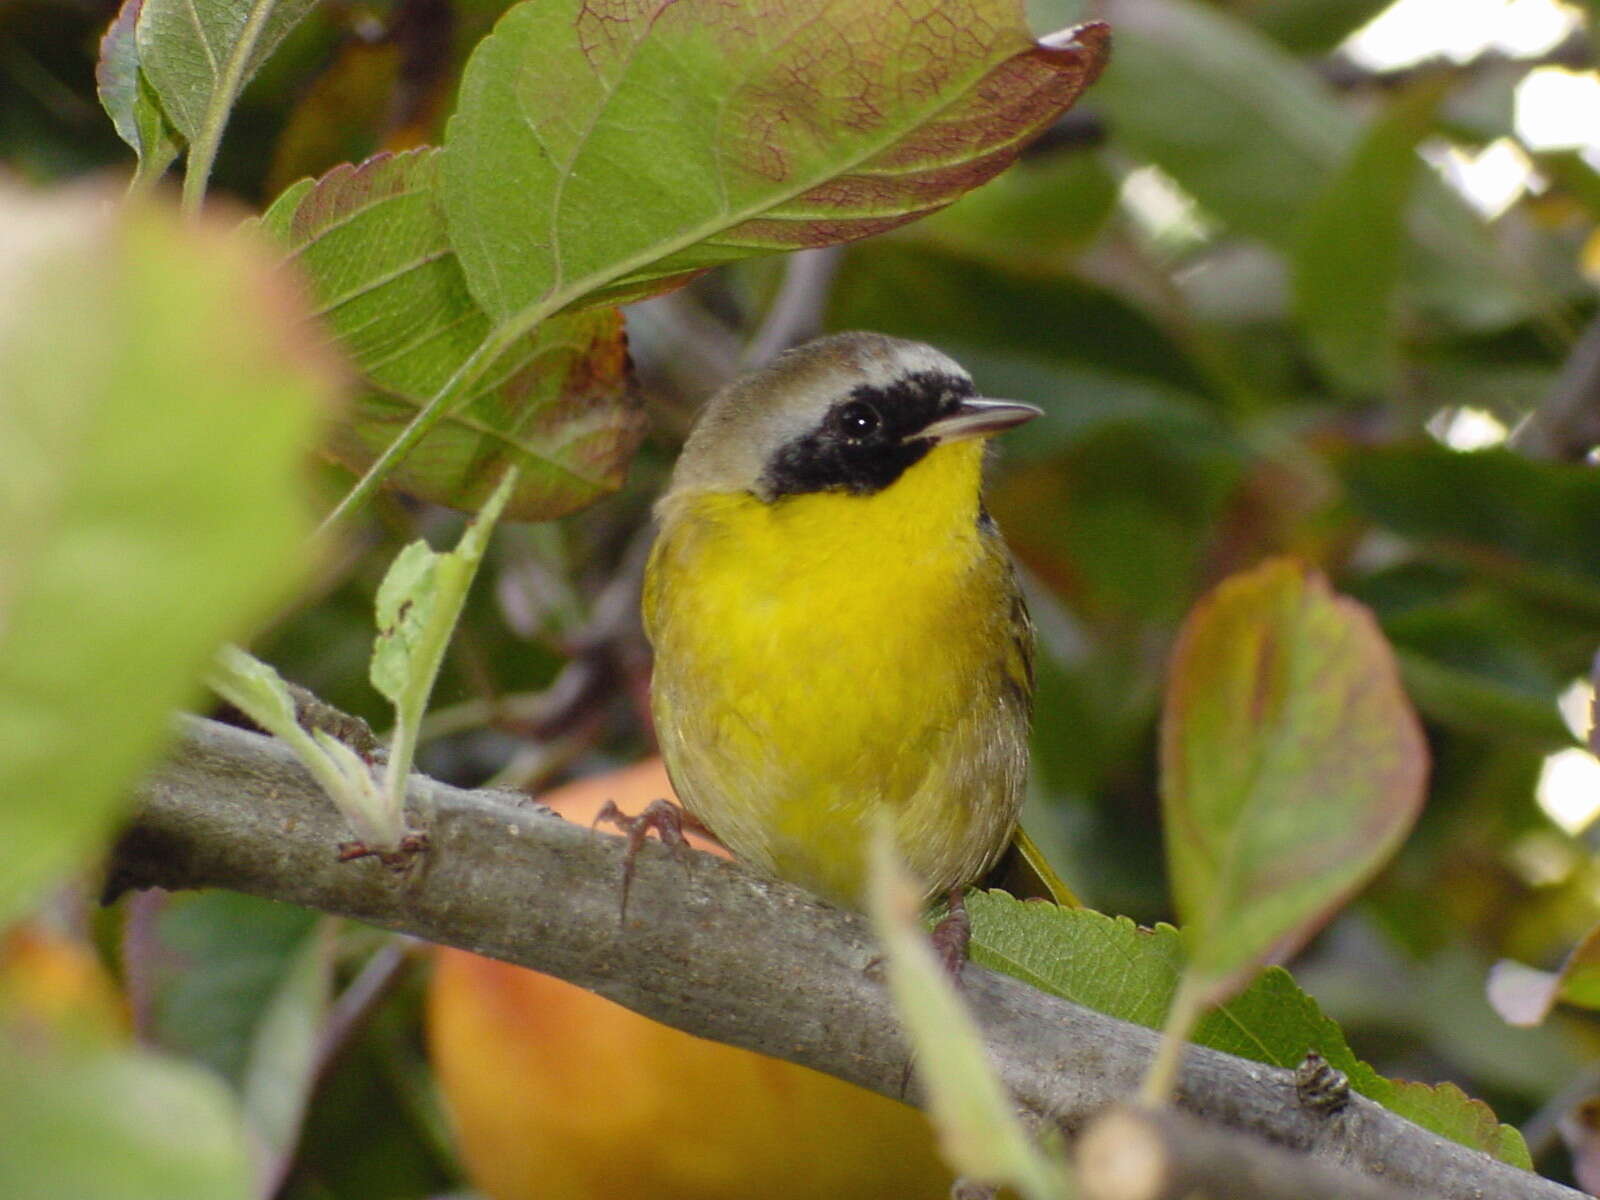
[442,0,1111,322]
[1161,558,1428,1004]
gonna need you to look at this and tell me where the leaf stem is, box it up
[1140,973,1206,1106]
[178,0,278,217]
[315,321,523,537]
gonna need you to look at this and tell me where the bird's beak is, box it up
[911,398,1042,444]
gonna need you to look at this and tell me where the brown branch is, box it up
[112,717,1585,1200]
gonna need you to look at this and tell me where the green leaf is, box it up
[869,831,1071,1199]
[966,894,1531,1168]
[134,0,317,141]
[0,185,334,924]
[1343,444,1600,614]
[370,469,517,823]
[1292,80,1446,396]
[257,150,643,519]
[205,646,393,853]
[1160,558,1428,1003]
[95,0,183,187]
[441,1,1111,323]
[136,0,320,210]
[0,1039,254,1200]
[240,919,337,1174]
[148,892,318,1084]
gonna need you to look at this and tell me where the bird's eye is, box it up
[835,401,881,439]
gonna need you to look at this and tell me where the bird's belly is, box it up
[647,484,1024,905]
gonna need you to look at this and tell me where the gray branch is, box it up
[113,717,1584,1200]
[1077,1106,1419,1200]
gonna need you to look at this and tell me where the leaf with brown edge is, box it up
[441,1,1111,323]
[255,149,643,520]
[1161,557,1428,1005]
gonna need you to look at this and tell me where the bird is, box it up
[641,331,1039,914]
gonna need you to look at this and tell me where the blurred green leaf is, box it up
[995,418,1246,622]
[441,1,1111,321]
[869,833,1070,1199]
[1244,0,1393,54]
[257,149,644,519]
[1161,559,1428,1002]
[241,920,337,1180]
[1099,0,1526,332]
[95,0,182,187]
[910,150,1120,266]
[966,893,1531,1167]
[0,1036,254,1200]
[831,241,1211,397]
[1098,0,1353,243]
[1344,444,1600,614]
[1292,80,1446,396]
[135,0,317,142]
[151,892,318,1084]
[1396,651,1573,746]
[0,185,332,924]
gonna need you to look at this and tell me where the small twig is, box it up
[741,247,845,368]
[1514,311,1600,462]
[261,938,415,1199]
[1078,1106,1421,1200]
[120,888,172,1046]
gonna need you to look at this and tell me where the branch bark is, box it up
[112,717,1585,1200]
[1077,1106,1418,1200]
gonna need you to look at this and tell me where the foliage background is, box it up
[4,0,1600,1194]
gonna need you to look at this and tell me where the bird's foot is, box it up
[930,886,972,979]
[593,798,704,917]
[336,831,430,872]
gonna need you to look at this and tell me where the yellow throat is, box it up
[644,439,1029,906]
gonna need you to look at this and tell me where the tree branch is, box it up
[1078,1106,1419,1200]
[112,717,1584,1200]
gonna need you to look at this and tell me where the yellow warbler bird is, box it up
[643,332,1038,912]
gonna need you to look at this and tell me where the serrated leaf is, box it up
[0,183,334,924]
[135,0,318,142]
[96,0,183,183]
[966,893,1531,1168]
[1292,79,1446,396]
[442,0,1110,323]
[257,150,643,519]
[1161,559,1428,1003]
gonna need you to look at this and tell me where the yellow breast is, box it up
[644,441,1030,906]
